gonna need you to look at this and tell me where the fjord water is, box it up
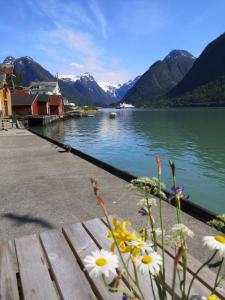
[34,108,225,214]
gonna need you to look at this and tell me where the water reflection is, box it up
[34,108,225,213]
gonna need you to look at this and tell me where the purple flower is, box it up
[122,296,129,300]
[171,185,184,197]
[138,207,149,216]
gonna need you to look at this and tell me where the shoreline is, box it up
[29,127,217,223]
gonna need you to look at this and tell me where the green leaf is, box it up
[179,279,185,289]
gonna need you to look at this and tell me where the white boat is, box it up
[117,102,135,109]
[109,112,117,118]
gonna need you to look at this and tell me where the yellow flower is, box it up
[108,218,140,254]
[208,295,218,300]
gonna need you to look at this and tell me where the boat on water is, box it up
[109,112,117,118]
[117,102,135,109]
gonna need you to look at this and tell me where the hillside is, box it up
[123,50,195,105]
[166,32,225,106]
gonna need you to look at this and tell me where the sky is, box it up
[1,0,225,85]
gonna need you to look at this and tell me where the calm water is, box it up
[34,108,225,214]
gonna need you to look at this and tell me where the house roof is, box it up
[11,94,37,106]
[37,94,49,103]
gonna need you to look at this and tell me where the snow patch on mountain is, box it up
[59,72,95,83]
[3,56,16,65]
[59,74,79,82]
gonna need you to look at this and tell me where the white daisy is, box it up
[203,235,225,257]
[84,249,119,278]
[130,240,153,253]
[136,252,162,276]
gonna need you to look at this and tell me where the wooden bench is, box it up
[0,216,224,299]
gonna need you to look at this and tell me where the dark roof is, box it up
[11,94,37,106]
[37,94,49,103]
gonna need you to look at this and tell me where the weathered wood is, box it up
[83,217,162,299]
[15,234,58,300]
[0,240,19,300]
[40,229,96,300]
[63,222,130,300]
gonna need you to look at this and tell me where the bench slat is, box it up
[40,229,96,300]
[15,234,58,300]
[83,217,163,300]
[0,241,19,300]
[63,222,130,300]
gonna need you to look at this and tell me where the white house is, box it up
[30,81,61,95]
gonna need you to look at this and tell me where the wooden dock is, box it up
[1,216,224,299]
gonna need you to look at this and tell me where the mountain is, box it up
[4,56,55,86]
[98,82,119,100]
[98,76,141,101]
[59,73,115,106]
[166,33,225,106]
[123,50,195,105]
[3,56,16,65]
[3,56,107,105]
[116,76,141,100]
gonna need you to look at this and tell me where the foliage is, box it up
[208,215,225,234]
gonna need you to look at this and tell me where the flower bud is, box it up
[169,160,176,177]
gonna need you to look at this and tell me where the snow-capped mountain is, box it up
[115,76,141,100]
[98,76,141,100]
[98,82,119,98]
[60,72,115,106]
[3,56,16,65]
[2,56,92,105]
[58,74,79,82]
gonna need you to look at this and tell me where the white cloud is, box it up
[30,0,94,27]
[36,26,131,84]
[70,62,84,69]
[30,0,131,84]
[89,0,108,38]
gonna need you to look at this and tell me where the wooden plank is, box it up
[0,241,20,300]
[15,234,58,300]
[63,222,130,300]
[40,229,96,300]
[83,217,162,300]
[103,216,218,299]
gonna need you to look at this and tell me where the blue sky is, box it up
[1,0,225,84]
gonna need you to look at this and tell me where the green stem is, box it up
[181,252,187,298]
[102,275,135,298]
[158,173,167,299]
[212,257,224,293]
[149,272,157,300]
[186,250,217,299]
[105,214,146,300]
[146,195,157,251]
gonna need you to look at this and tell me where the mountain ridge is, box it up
[166,32,225,105]
[123,49,196,105]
